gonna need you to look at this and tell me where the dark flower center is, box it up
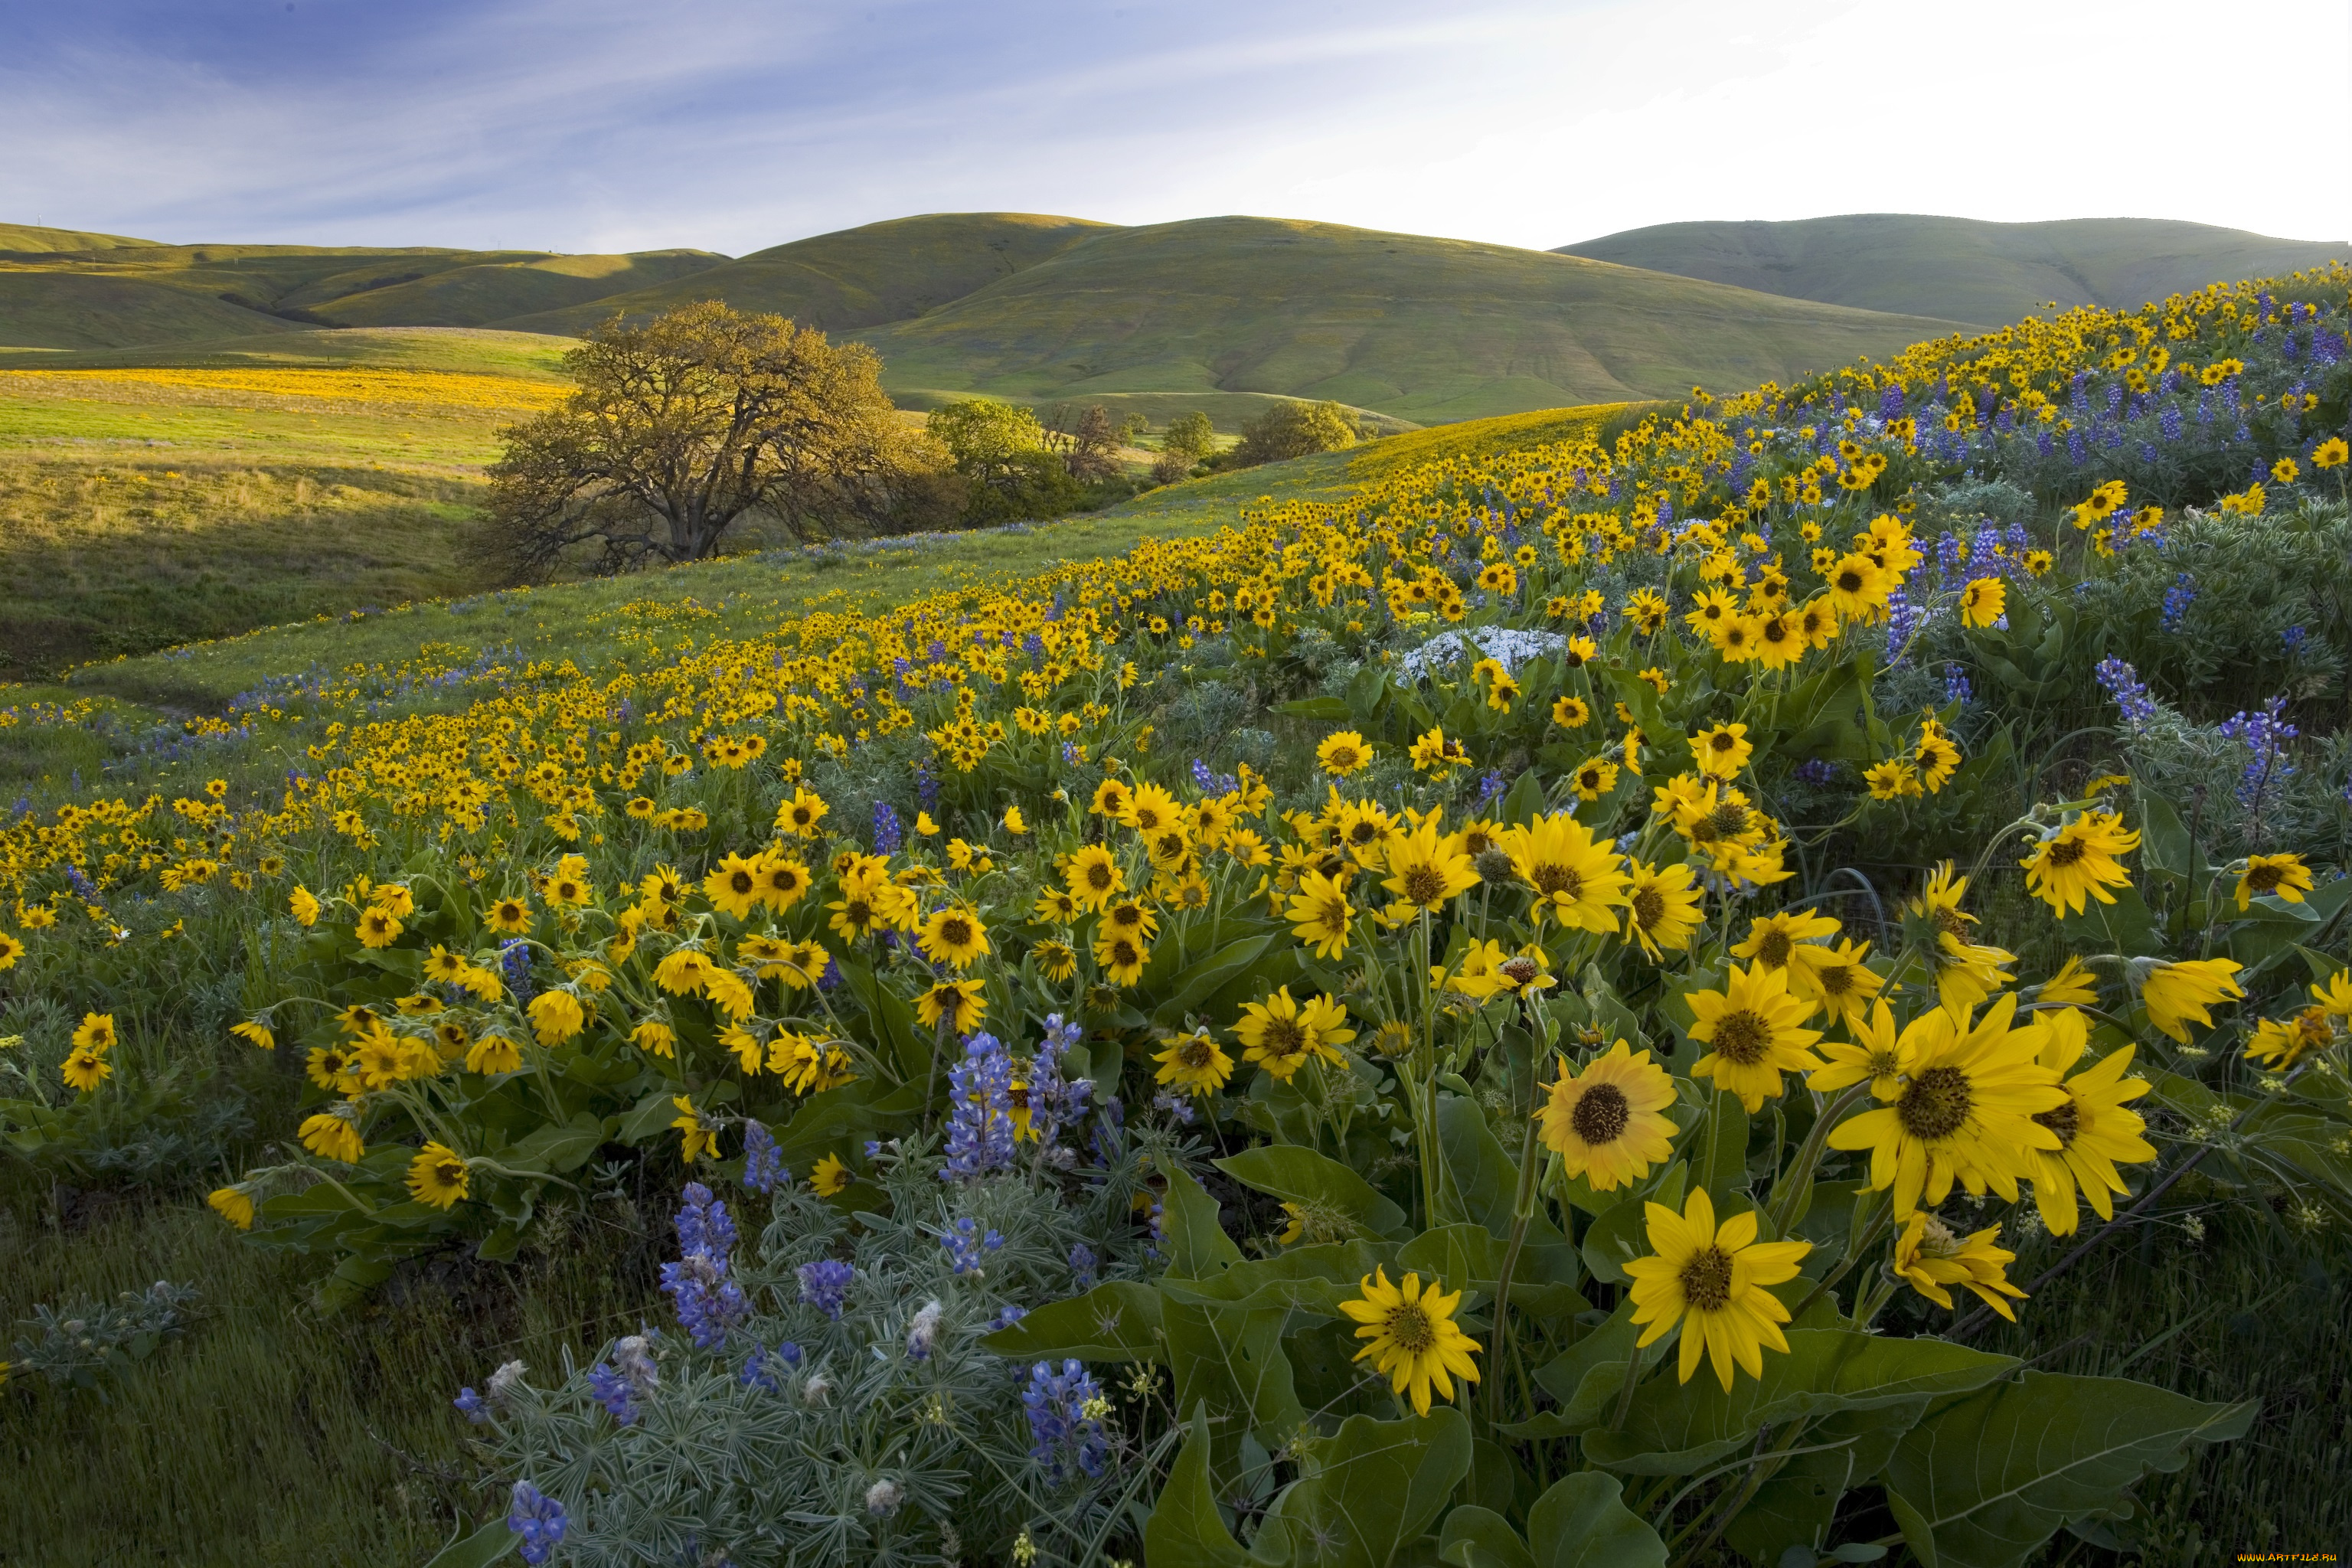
[939,917,972,946]
[1679,1245,1735,1312]
[1632,886,1666,928]
[2246,864,2282,891]
[1570,1082,1632,1145]
[1403,864,1450,904]
[1265,1017,1308,1056]
[2045,838,2087,867]
[1898,1066,1975,1141]
[2033,1096,2081,1147]
[1530,864,1583,901]
[1756,929,1793,967]
[1386,1302,1436,1354]
[1711,1011,1772,1065]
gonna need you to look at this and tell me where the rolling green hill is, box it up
[854,216,1965,422]
[497,211,1114,336]
[301,250,726,328]
[1555,214,2347,327]
[0,270,303,350]
[0,221,165,253]
[11,325,579,378]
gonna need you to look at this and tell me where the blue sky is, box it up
[5,0,2345,255]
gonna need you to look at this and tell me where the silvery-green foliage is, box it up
[465,1129,1184,1567]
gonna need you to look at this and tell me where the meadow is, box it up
[3,266,2350,1568]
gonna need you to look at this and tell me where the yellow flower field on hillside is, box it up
[0,365,569,414]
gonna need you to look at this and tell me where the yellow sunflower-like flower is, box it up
[1622,860,1704,960]
[72,1012,117,1053]
[407,1142,471,1209]
[1233,986,1346,1081]
[1806,998,1919,1100]
[1893,1213,2026,1321]
[915,978,988,1034]
[527,988,586,1046]
[1731,907,1841,991]
[1688,722,1753,781]
[1790,938,1884,1030]
[1958,577,2006,628]
[1501,812,1630,933]
[1380,817,1479,916]
[2019,811,2139,916]
[671,1096,718,1164]
[1094,929,1152,987]
[1317,730,1373,776]
[1063,843,1125,911]
[2138,958,2244,1043]
[2023,1008,2156,1235]
[811,1152,853,1196]
[1828,994,2066,1216]
[1685,962,1824,1111]
[299,1108,364,1164]
[1536,1041,1678,1191]
[1153,1030,1233,1096]
[2234,853,2313,910]
[1034,939,1079,982]
[918,904,991,969]
[466,1032,524,1075]
[207,1186,256,1230]
[230,1019,276,1050]
[1285,868,1356,959]
[356,906,404,949]
[60,1046,112,1093]
[1624,1187,1811,1390]
[703,852,766,920]
[1339,1268,1481,1416]
[2245,1008,2333,1071]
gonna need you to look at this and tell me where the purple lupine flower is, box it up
[797,1259,855,1321]
[873,800,903,855]
[499,938,535,1006]
[742,1119,785,1194]
[2218,697,2299,809]
[2161,573,2196,632]
[586,1361,642,1426]
[942,1033,1017,1181]
[2095,658,2159,731]
[453,1386,490,1424]
[1023,1361,1112,1485]
[1944,665,1973,706]
[740,1340,802,1392]
[662,1184,746,1348]
[1068,1243,1099,1289]
[506,1483,567,1566]
[941,1217,1004,1276]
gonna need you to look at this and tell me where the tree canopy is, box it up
[1233,399,1358,466]
[482,302,951,577]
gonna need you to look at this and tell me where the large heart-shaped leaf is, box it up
[1881,1372,2255,1568]
[1251,1407,1472,1568]
[982,1280,1163,1361]
[1583,1329,2016,1475]
[1217,1145,1409,1239]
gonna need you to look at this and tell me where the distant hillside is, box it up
[855,216,1965,423]
[498,212,1113,336]
[1556,214,2348,326]
[0,271,302,350]
[0,222,165,253]
[0,240,729,347]
[300,250,726,328]
[18,325,578,380]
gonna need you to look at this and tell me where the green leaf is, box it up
[1583,1329,2017,1475]
[1153,934,1281,1030]
[982,1281,1163,1361]
[1526,1471,1668,1568]
[1144,1406,1253,1568]
[1882,1372,2256,1568]
[1436,1095,1564,1248]
[1723,1400,1929,1564]
[1582,1165,1684,1286]
[1163,1242,1390,1315]
[1499,771,1550,828]
[1687,1087,1749,1197]
[1275,697,1353,721]
[1216,1146,1410,1240]
[419,1517,517,1568]
[1164,1300,1306,1485]
[1163,1163,1245,1279]
[1252,1408,1472,1568]
[504,1112,606,1175]
[1437,1505,1536,1568]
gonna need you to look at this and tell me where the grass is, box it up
[0,353,567,677]
[1559,215,2348,328]
[498,212,1112,337]
[0,1191,669,1567]
[10,325,580,380]
[854,215,1964,423]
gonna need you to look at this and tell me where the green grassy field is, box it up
[1558,214,2348,327]
[853,216,1964,423]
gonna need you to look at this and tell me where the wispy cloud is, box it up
[4,0,2344,254]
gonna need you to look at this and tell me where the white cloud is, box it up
[2,0,2341,253]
